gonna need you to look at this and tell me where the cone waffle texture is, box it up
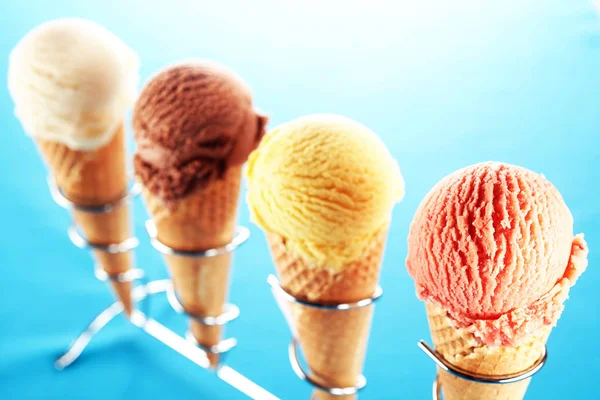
[37,125,134,314]
[425,303,551,400]
[142,165,242,365]
[267,225,388,400]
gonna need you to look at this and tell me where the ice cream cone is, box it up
[425,303,551,400]
[267,225,388,400]
[247,115,403,399]
[37,124,134,315]
[141,165,242,367]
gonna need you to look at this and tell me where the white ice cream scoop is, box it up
[8,18,139,151]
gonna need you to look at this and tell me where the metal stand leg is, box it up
[55,279,279,400]
[55,300,126,370]
[48,178,278,399]
[54,277,156,370]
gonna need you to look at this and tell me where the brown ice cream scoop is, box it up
[133,62,267,204]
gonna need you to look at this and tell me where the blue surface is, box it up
[0,1,598,399]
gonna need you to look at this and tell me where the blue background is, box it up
[0,0,598,399]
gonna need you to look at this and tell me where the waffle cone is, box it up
[142,165,242,367]
[425,303,551,400]
[266,225,388,400]
[37,125,134,315]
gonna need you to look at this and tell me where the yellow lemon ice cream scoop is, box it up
[246,114,404,271]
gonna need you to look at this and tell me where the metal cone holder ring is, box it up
[48,175,144,287]
[417,340,548,400]
[48,176,147,369]
[46,178,279,400]
[146,219,249,359]
[268,274,383,396]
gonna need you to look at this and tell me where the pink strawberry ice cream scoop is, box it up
[406,162,588,346]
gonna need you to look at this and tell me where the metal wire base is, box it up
[48,179,278,399]
[418,340,548,400]
[268,274,383,396]
[55,280,278,400]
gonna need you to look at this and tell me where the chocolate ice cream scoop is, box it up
[133,62,267,203]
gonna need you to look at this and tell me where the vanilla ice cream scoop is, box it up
[8,18,139,150]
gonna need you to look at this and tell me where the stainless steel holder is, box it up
[418,340,548,400]
[147,219,248,358]
[47,177,279,400]
[268,274,383,397]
